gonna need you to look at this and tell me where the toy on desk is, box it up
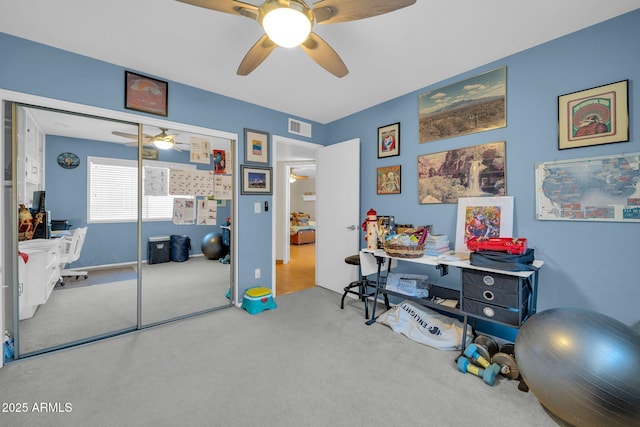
[466,237,527,255]
[361,208,379,250]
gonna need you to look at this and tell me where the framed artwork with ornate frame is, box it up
[377,165,401,194]
[378,122,400,158]
[244,128,270,165]
[558,80,629,150]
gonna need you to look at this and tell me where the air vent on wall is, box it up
[288,118,312,138]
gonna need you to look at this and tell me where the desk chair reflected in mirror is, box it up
[59,227,88,286]
[340,253,379,319]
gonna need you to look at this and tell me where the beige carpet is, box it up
[1,286,563,426]
[18,256,231,355]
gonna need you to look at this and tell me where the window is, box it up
[88,156,194,223]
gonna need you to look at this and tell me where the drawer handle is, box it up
[482,275,495,286]
[482,307,495,317]
[483,290,495,301]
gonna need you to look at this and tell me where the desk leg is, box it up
[461,314,469,352]
[365,256,383,325]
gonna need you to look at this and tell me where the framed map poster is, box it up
[535,153,640,222]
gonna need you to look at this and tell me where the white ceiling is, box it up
[2,1,638,125]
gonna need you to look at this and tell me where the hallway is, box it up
[276,243,315,296]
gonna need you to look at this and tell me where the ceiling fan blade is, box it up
[125,141,158,148]
[313,0,416,24]
[237,35,277,76]
[300,32,348,78]
[112,131,155,143]
[175,0,258,19]
[112,131,138,140]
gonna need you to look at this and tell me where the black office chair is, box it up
[340,254,378,318]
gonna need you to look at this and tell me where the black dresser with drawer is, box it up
[461,269,533,327]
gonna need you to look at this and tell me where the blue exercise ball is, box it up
[201,232,228,260]
[515,308,640,426]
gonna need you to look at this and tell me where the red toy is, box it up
[466,237,528,255]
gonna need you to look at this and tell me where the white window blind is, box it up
[88,156,194,223]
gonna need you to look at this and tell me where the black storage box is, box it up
[51,220,71,231]
[148,235,170,264]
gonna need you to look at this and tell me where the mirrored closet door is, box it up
[5,102,234,358]
[139,124,233,326]
[12,104,140,355]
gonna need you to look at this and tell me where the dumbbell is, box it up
[463,343,492,369]
[457,356,501,386]
[492,343,520,380]
[472,335,499,362]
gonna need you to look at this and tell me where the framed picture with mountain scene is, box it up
[417,141,506,204]
[241,165,272,195]
[418,66,506,143]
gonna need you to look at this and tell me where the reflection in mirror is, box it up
[140,124,233,325]
[14,105,140,356]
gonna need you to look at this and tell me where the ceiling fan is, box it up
[290,168,310,182]
[176,0,416,77]
[112,128,184,151]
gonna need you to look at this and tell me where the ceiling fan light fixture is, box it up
[259,1,313,48]
[153,139,174,150]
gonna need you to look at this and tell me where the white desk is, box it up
[361,249,543,348]
[18,239,62,320]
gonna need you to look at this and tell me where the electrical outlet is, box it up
[255,268,261,279]
[254,202,261,213]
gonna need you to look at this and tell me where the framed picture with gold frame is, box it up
[377,165,401,194]
[558,80,629,150]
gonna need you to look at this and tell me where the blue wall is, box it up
[326,10,640,333]
[1,31,325,297]
[2,9,639,334]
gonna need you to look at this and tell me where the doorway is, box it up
[272,135,320,297]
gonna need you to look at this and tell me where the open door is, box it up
[316,138,360,294]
